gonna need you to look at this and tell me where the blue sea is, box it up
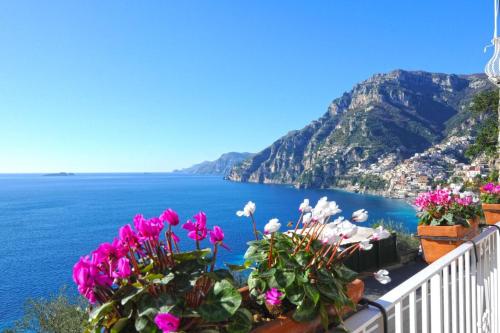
[0,173,417,329]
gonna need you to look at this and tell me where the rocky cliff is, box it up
[174,152,254,176]
[228,70,493,188]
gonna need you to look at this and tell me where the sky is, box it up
[0,0,495,173]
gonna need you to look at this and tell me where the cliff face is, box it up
[228,70,492,188]
[174,152,254,176]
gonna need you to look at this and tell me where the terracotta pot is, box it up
[245,279,364,333]
[482,203,500,225]
[418,217,479,264]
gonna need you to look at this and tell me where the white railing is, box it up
[343,222,500,333]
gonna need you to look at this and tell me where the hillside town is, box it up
[345,135,491,199]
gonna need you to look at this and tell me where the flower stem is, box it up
[210,244,218,272]
[250,213,259,240]
[268,233,275,268]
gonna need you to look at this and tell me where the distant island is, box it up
[43,172,75,177]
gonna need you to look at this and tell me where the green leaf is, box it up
[121,287,145,305]
[292,296,318,322]
[274,270,295,289]
[141,262,154,273]
[134,316,149,332]
[198,279,242,322]
[226,261,252,272]
[257,268,276,278]
[110,317,129,333]
[319,302,329,331]
[89,301,115,322]
[304,284,320,305]
[284,283,304,305]
[227,308,253,333]
[153,273,175,285]
[174,248,211,262]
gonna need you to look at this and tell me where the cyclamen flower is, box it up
[119,224,140,250]
[236,201,256,217]
[264,218,281,234]
[370,226,391,241]
[352,209,369,223]
[481,183,500,195]
[374,269,391,285]
[265,288,283,306]
[154,312,180,333]
[302,213,312,226]
[359,239,373,251]
[72,254,113,304]
[338,220,358,239]
[209,226,229,250]
[134,215,164,241]
[183,212,208,241]
[159,208,180,226]
[299,199,312,212]
[112,257,132,279]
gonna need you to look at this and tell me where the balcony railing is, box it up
[343,222,500,333]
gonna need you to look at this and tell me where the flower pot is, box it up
[246,279,364,333]
[482,203,500,225]
[418,218,479,264]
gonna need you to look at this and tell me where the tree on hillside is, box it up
[465,90,499,172]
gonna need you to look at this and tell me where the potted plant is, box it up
[73,209,252,333]
[480,182,500,225]
[75,199,391,333]
[234,198,392,332]
[415,187,481,264]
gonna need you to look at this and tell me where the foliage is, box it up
[235,198,390,330]
[357,175,387,191]
[4,287,88,333]
[480,182,500,204]
[74,209,245,333]
[414,187,481,226]
[465,90,499,161]
[372,220,419,253]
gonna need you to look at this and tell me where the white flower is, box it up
[339,220,358,239]
[359,239,373,251]
[320,227,341,245]
[264,218,281,234]
[449,183,462,195]
[351,209,368,223]
[324,201,342,217]
[299,199,312,213]
[332,216,345,226]
[236,201,256,217]
[371,226,391,241]
[302,213,312,225]
[374,269,391,284]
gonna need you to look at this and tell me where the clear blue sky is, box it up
[0,1,494,172]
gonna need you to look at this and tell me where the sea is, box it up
[0,173,417,329]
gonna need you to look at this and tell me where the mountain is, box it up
[228,70,493,189]
[174,152,254,176]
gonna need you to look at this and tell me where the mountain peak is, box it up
[228,70,493,188]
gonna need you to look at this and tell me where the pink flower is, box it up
[154,313,180,333]
[265,288,283,306]
[455,196,472,206]
[209,226,230,250]
[160,208,180,226]
[72,254,113,304]
[482,182,495,193]
[171,231,180,243]
[415,189,452,210]
[134,215,164,241]
[112,257,131,279]
[182,212,208,241]
[119,224,140,250]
